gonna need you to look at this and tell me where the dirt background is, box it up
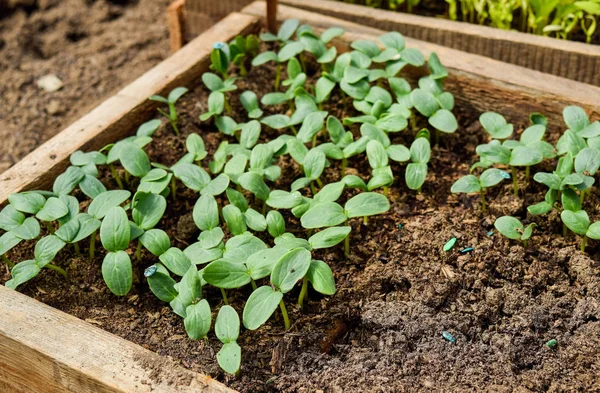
[0,0,171,173]
[2,48,600,393]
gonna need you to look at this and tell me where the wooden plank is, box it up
[279,0,600,86]
[242,1,600,130]
[0,286,238,393]
[266,0,277,33]
[0,12,260,206]
[184,0,256,38]
[167,0,185,53]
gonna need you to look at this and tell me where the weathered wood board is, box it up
[280,0,600,86]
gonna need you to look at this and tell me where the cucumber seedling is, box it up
[149,87,188,136]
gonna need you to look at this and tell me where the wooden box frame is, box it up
[1,2,599,392]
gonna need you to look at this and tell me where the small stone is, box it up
[37,74,63,92]
[46,100,62,115]
[442,330,456,344]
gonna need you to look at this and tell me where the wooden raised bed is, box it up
[280,0,600,86]
[1,2,600,392]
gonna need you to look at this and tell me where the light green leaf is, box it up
[308,226,351,249]
[34,235,65,267]
[102,251,132,296]
[271,248,311,293]
[307,259,336,295]
[494,216,524,240]
[88,190,131,219]
[160,247,193,276]
[184,299,212,340]
[5,260,40,290]
[301,202,347,229]
[243,285,283,330]
[139,229,170,256]
[561,210,590,236]
[345,192,389,218]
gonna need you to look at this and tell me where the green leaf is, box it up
[100,207,130,252]
[479,168,508,188]
[527,201,553,216]
[217,342,241,375]
[238,172,270,201]
[186,133,207,161]
[476,142,510,165]
[35,197,68,222]
[88,190,131,219]
[119,142,150,177]
[5,260,40,290]
[429,109,458,133]
[240,92,263,119]
[0,232,21,255]
[266,190,303,209]
[216,305,240,343]
[222,204,247,235]
[534,172,561,190]
[173,163,210,191]
[0,205,25,231]
[585,221,600,240]
[102,251,132,296]
[168,87,188,103]
[405,162,428,190]
[561,188,582,212]
[386,144,411,162]
[34,235,65,267]
[297,112,325,144]
[410,137,431,164]
[223,234,267,263]
[137,119,161,137]
[243,285,283,330]
[246,247,287,280]
[244,208,267,232]
[261,114,291,130]
[203,259,251,288]
[215,116,239,135]
[451,175,480,193]
[340,78,370,100]
[199,227,224,249]
[201,173,230,196]
[366,140,388,169]
[9,192,46,215]
[184,299,212,340]
[314,182,345,203]
[345,192,390,218]
[132,193,166,230]
[193,195,219,231]
[351,39,381,58]
[139,229,170,256]
[160,247,193,276]
[480,112,513,139]
[146,263,178,302]
[183,243,222,265]
[79,175,107,199]
[301,202,347,229]
[308,226,351,249]
[12,217,41,240]
[278,42,304,62]
[375,114,408,133]
[307,260,336,295]
[494,216,524,240]
[271,248,311,293]
[72,213,101,243]
[278,18,300,40]
[521,223,536,241]
[410,89,439,117]
[563,105,589,133]
[303,149,326,179]
[170,265,202,317]
[240,121,261,149]
[266,211,285,238]
[509,146,543,167]
[561,210,590,236]
[428,52,448,79]
[316,77,336,103]
[575,147,600,175]
[53,166,85,196]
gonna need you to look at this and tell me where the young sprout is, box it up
[201,72,237,118]
[210,42,232,79]
[451,168,509,211]
[366,140,393,195]
[406,130,431,192]
[229,34,260,76]
[561,209,600,252]
[315,52,350,103]
[252,39,304,90]
[259,18,300,44]
[298,27,344,70]
[479,112,514,141]
[240,91,263,119]
[215,306,242,375]
[494,216,536,247]
[149,87,188,136]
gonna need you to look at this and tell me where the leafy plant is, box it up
[494,216,537,247]
[149,87,188,135]
[451,168,509,211]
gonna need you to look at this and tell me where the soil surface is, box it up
[0,0,171,173]
[2,46,600,393]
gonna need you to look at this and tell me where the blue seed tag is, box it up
[397,223,403,229]
[442,331,456,344]
[144,265,158,278]
[460,247,474,253]
[212,42,226,50]
[487,230,494,236]
[500,171,511,179]
[545,339,557,349]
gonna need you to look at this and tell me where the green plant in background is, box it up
[149,87,188,136]
[451,168,509,211]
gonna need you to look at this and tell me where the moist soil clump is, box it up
[0,0,170,173]
[2,51,600,393]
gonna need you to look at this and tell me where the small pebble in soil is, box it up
[443,237,457,252]
[546,339,557,349]
[442,331,456,344]
[461,247,474,253]
[500,171,511,179]
[144,265,157,277]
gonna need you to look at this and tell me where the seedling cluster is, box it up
[451,106,600,252]
[1,21,460,375]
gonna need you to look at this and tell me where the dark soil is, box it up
[0,0,170,173]
[2,48,600,393]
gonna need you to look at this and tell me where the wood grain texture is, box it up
[280,0,600,86]
[0,286,238,393]
[0,12,260,206]
[168,0,185,53]
[184,0,256,37]
[243,1,600,130]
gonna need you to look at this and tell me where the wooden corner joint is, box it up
[168,0,186,53]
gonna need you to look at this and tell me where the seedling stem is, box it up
[171,177,177,201]
[581,236,587,252]
[298,277,308,309]
[275,64,282,90]
[73,242,81,256]
[480,189,487,212]
[89,229,97,260]
[279,299,291,330]
[44,222,54,235]
[45,263,68,279]
[221,288,229,305]
[109,164,124,189]
[2,255,14,269]
[511,167,518,197]
[251,278,257,290]
[135,239,142,262]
